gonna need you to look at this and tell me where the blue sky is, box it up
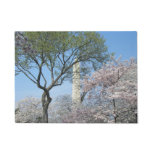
[100,31,137,60]
[15,31,137,102]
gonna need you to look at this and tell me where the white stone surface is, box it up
[72,62,81,103]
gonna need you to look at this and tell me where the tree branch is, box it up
[16,65,37,84]
[47,60,79,91]
[81,92,87,103]
[18,63,37,81]
[41,72,47,88]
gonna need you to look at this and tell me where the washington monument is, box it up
[72,61,81,103]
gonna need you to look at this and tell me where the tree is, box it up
[15,95,108,123]
[82,57,137,123]
[15,97,42,123]
[15,32,110,123]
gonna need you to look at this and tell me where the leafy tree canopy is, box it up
[15,32,110,83]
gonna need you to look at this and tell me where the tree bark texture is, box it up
[41,91,51,123]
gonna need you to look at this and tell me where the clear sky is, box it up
[15,31,137,102]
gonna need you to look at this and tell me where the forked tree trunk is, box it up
[41,92,51,123]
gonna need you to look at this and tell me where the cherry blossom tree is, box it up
[15,95,111,123]
[82,57,137,123]
[15,97,42,123]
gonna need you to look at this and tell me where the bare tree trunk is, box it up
[113,99,118,123]
[41,91,51,123]
[81,92,87,103]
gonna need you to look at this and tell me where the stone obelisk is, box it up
[72,61,81,104]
